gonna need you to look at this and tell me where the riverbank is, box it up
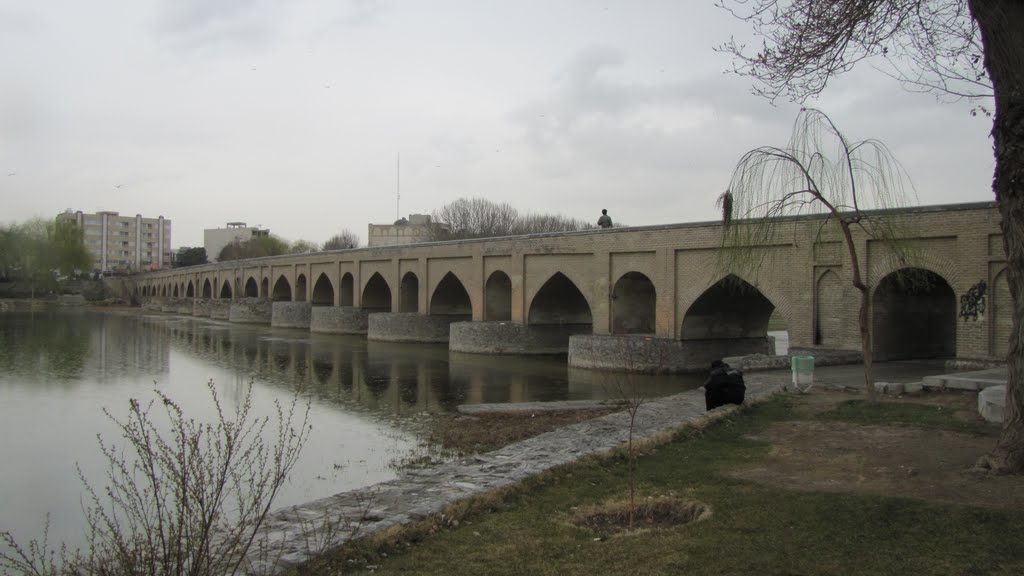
[308,386,1023,575]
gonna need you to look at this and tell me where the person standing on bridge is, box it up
[597,209,612,229]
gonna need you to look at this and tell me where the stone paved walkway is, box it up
[243,378,786,575]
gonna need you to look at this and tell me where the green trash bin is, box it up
[791,355,815,393]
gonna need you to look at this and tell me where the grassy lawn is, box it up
[309,396,1023,576]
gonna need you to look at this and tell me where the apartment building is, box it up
[57,210,172,273]
[204,222,270,261]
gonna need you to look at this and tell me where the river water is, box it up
[0,309,702,549]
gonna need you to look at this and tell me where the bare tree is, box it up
[429,198,519,240]
[720,108,915,403]
[717,0,1024,474]
[429,198,592,240]
[288,239,320,254]
[511,214,591,235]
[323,230,361,250]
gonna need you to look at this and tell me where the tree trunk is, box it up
[858,284,876,402]
[839,219,877,402]
[970,0,1024,473]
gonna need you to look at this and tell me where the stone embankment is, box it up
[242,379,784,575]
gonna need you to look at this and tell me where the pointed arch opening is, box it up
[312,273,334,306]
[611,272,656,334]
[872,268,955,360]
[340,272,354,306]
[400,272,419,313]
[186,281,195,298]
[681,275,774,340]
[528,272,592,325]
[202,279,212,298]
[430,272,472,316]
[815,270,844,346]
[261,277,269,298]
[161,285,167,297]
[362,272,392,311]
[485,271,512,321]
[220,279,232,299]
[272,276,292,302]
[173,284,179,297]
[244,277,259,298]
[295,274,307,302]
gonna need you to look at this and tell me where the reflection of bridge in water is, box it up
[136,203,1009,372]
[149,316,698,412]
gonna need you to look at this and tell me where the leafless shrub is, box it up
[0,380,311,576]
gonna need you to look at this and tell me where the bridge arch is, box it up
[272,275,292,301]
[814,269,846,346]
[399,272,419,313]
[611,271,656,334]
[528,272,592,326]
[872,268,956,360]
[681,275,775,340]
[992,267,1011,357]
[429,272,472,315]
[312,273,334,306]
[340,273,354,306]
[220,279,232,299]
[362,272,392,311]
[173,284,179,297]
[485,271,512,321]
[243,277,259,297]
[202,278,212,298]
[261,277,270,298]
[295,274,308,303]
[186,281,195,298]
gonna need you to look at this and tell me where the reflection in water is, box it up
[154,321,704,413]
[0,310,704,551]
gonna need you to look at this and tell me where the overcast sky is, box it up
[0,0,996,248]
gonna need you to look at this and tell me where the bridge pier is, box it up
[229,298,272,324]
[449,321,592,355]
[568,334,774,373]
[272,302,312,329]
[192,298,212,317]
[209,299,231,320]
[310,306,370,334]
[368,313,470,343]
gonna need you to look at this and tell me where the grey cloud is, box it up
[154,0,281,51]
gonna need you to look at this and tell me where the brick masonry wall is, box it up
[138,203,1009,361]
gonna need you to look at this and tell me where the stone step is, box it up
[921,367,1007,391]
[978,385,1006,423]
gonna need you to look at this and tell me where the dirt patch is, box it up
[569,497,712,537]
[730,392,1024,510]
[427,409,618,455]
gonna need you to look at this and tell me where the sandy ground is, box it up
[727,390,1024,510]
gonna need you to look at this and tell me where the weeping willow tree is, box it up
[719,108,917,402]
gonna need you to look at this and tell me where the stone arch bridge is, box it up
[135,203,1010,372]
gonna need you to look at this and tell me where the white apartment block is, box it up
[204,222,270,261]
[58,210,172,272]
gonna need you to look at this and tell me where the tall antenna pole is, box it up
[396,153,401,220]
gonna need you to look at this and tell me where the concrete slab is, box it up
[458,399,619,415]
[922,367,1007,391]
[978,385,1006,423]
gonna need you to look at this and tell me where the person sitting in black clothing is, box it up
[703,359,746,410]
